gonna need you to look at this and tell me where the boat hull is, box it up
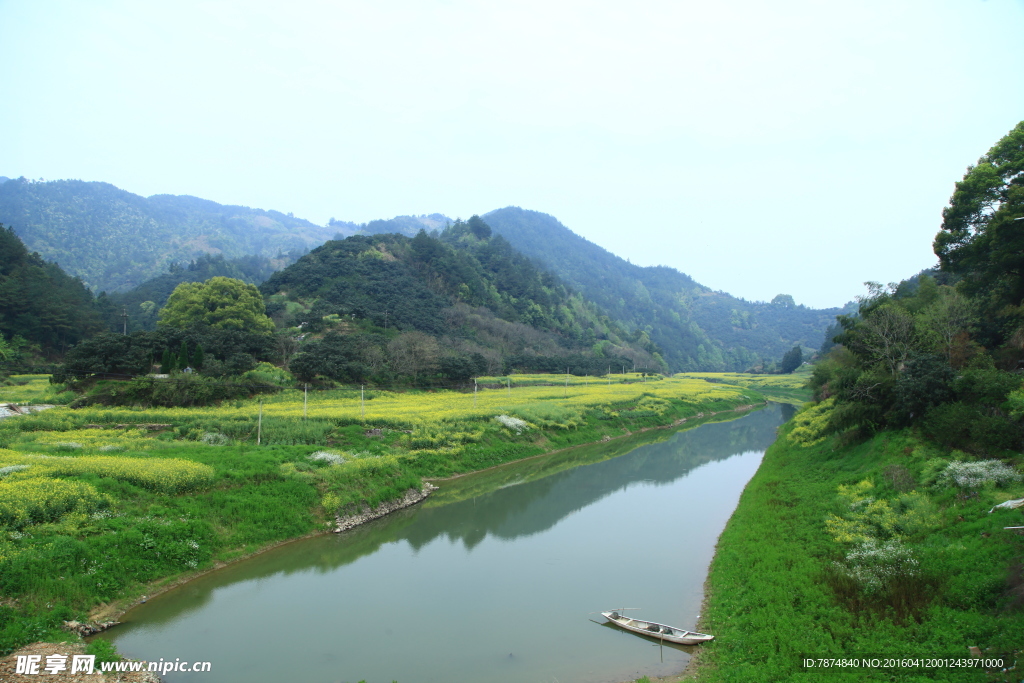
[600,611,714,646]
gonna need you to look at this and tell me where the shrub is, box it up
[835,538,920,595]
[936,459,1020,489]
[0,465,29,478]
[787,399,834,446]
[0,478,107,529]
[2,454,214,494]
[201,432,230,446]
[309,451,345,465]
[493,414,530,434]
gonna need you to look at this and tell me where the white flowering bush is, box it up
[835,538,919,594]
[309,451,346,465]
[494,414,530,434]
[0,464,30,478]
[201,432,230,446]
[53,442,83,451]
[937,459,1020,489]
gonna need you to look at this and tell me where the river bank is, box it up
[693,418,1024,682]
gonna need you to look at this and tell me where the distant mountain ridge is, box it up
[0,178,336,292]
[483,207,846,371]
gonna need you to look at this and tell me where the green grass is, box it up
[0,374,74,405]
[696,424,1024,682]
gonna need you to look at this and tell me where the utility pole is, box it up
[257,399,263,446]
[361,385,365,419]
[474,378,478,408]
[303,383,308,418]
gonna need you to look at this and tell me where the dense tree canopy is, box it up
[0,225,103,359]
[159,277,274,333]
[934,121,1024,345]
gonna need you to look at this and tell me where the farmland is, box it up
[0,372,770,655]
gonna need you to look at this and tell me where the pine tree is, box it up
[780,346,803,374]
[179,340,190,370]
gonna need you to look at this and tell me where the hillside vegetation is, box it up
[0,176,846,372]
[695,120,1024,682]
[260,219,665,382]
[0,226,103,367]
[0,178,337,292]
[483,206,847,371]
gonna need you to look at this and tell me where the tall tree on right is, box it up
[933,121,1024,346]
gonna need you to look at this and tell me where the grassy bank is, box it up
[0,372,766,656]
[696,420,1024,682]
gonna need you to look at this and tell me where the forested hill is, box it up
[260,220,664,377]
[0,178,340,293]
[483,207,847,371]
[0,226,103,358]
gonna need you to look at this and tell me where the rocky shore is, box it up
[334,483,439,532]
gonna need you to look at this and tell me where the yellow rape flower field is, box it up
[30,373,755,428]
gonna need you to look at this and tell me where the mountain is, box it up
[0,178,338,293]
[482,207,846,371]
[0,176,844,371]
[261,221,663,380]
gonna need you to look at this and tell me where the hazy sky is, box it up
[3,1,1023,308]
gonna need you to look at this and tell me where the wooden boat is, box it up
[601,610,714,645]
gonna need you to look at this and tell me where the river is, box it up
[101,403,793,683]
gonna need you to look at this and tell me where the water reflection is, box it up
[413,403,792,549]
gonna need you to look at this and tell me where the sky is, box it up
[2,0,1023,309]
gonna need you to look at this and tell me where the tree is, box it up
[779,345,803,374]
[934,121,1024,312]
[467,215,492,240]
[191,343,205,370]
[771,294,796,308]
[178,340,190,370]
[388,331,440,380]
[158,277,274,334]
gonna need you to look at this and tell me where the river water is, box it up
[102,403,793,683]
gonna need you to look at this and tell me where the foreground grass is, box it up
[0,373,763,656]
[696,423,1024,682]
